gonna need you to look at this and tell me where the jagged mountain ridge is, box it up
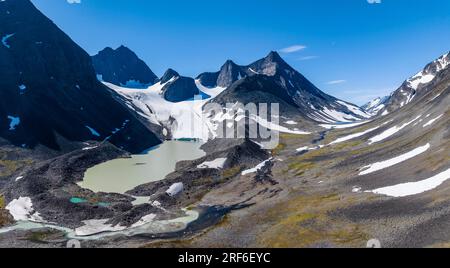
[206,51,371,124]
[0,0,161,153]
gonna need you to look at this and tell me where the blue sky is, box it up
[31,0,450,105]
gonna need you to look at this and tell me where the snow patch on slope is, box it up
[367,168,450,197]
[7,116,20,130]
[197,158,227,169]
[6,197,44,222]
[86,126,101,137]
[337,101,371,119]
[242,158,273,176]
[368,115,421,144]
[359,144,431,175]
[75,219,126,237]
[423,114,443,128]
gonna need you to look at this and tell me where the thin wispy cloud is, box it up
[327,80,347,85]
[67,0,81,4]
[297,56,319,61]
[279,45,306,54]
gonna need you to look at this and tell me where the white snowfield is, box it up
[105,80,225,140]
[197,158,227,169]
[6,197,44,222]
[336,101,371,119]
[359,144,431,176]
[107,80,312,140]
[296,146,312,152]
[75,219,126,237]
[352,186,362,193]
[166,182,184,197]
[248,114,310,135]
[308,103,369,124]
[242,158,273,176]
[296,145,324,152]
[368,115,421,144]
[423,114,443,128]
[321,107,360,123]
[367,168,450,197]
[330,125,381,145]
[320,120,371,130]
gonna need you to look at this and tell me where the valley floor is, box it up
[0,84,448,248]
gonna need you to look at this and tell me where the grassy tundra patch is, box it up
[0,195,13,227]
[257,193,370,248]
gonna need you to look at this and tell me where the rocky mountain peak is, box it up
[92,45,158,87]
[160,68,180,84]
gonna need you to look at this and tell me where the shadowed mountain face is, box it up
[197,60,248,88]
[0,0,161,153]
[92,46,158,87]
[159,69,201,102]
[206,52,371,123]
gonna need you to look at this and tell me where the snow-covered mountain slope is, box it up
[104,80,222,140]
[92,46,158,88]
[377,51,450,115]
[106,77,315,141]
[207,52,372,124]
[362,96,390,116]
[108,52,374,141]
[0,0,161,153]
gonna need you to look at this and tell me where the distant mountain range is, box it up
[102,50,374,141]
[95,47,372,130]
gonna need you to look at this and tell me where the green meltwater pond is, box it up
[78,140,206,197]
[70,197,88,204]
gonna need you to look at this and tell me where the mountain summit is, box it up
[92,45,158,88]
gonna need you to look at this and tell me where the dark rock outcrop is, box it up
[197,60,247,88]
